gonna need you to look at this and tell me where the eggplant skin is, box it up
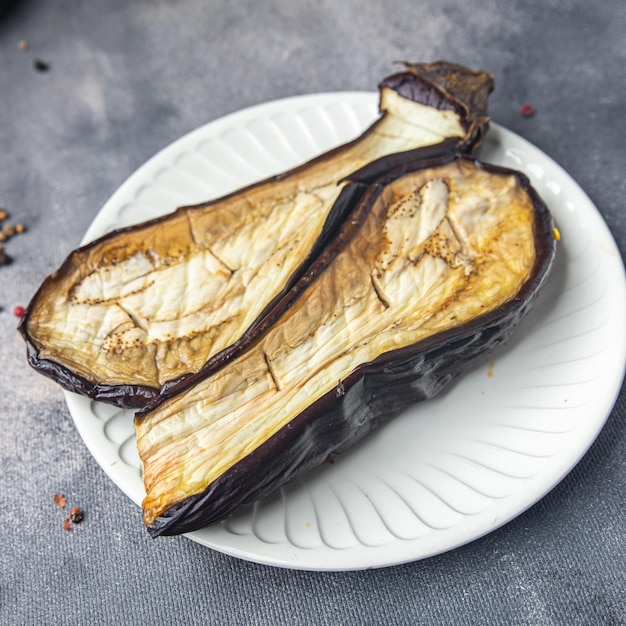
[383,60,493,151]
[18,61,494,410]
[143,155,556,537]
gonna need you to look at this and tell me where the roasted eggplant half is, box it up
[136,152,556,536]
[19,61,494,408]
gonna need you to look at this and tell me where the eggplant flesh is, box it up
[19,62,494,409]
[137,154,555,536]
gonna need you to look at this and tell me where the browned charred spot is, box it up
[370,272,390,309]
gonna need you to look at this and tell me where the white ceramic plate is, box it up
[65,92,626,571]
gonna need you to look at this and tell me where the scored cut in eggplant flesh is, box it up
[137,152,556,536]
[19,61,494,408]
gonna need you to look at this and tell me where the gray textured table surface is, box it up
[1,1,624,624]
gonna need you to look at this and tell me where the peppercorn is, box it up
[69,506,83,523]
[33,59,50,72]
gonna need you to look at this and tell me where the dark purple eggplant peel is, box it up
[136,151,556,536]
[19,61,494,409]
